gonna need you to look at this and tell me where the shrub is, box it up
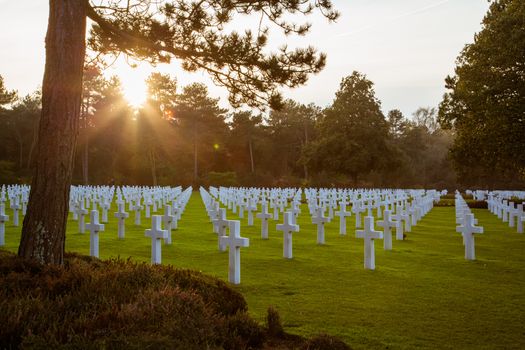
[266,306,284,337]
[0,250,351,349]
[0,250,248,349]
[467,200,488,209]
[222,311,265,350]
[301,334,351,350]
[509,197,525,204]
[435,199,455,207]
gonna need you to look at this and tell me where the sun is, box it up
[107,58,151,108]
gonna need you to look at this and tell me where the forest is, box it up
[0,69,457,189]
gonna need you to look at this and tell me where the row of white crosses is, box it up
[0,185,31,245]
[0,185,29,229]
[212,186,298,224]
[81,186,191,260]
[486,191,525,234]
[202,187,250,284]
[139,187,192,263]
[208,186,443,273]
[70,185,183,232]
[455,192,484,260]
[304,188,440,246]
[205,186,304,281]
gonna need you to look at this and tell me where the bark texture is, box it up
[18,0,86,264]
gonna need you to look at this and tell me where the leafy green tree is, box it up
[80,76,134,184]
[305,72,393,185]
[139,73,179,185]
[79,64,106,184]
[1,92,41,174]
[385,107,455,188]
[267,99,320,181]
[146,72,177,116]
[229,111,263,174]
[173,83,228,183]
[387,109,406,138]
[413,107,438,134]
[21,0,338,264]
[0,75,17,106]
[438,0,525,187]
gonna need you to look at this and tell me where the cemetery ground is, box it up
[2,192,525,349]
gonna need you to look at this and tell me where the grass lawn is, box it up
[3,192,524,349]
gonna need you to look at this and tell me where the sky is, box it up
[0,0,490,117]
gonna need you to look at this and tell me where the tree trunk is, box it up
[82,130,89,184]
[18,0,86,265]
[248,137,255,173]
[11,123,24,169]
[194,140,198,183]
[193,123,198,184]
[18,139,24,170]
[149,147,158,186]
[303,122,309,181]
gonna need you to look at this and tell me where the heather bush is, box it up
[0,250,350,349]
[301,334,351,350]
[0,251,247,349]
[266,306,284,337]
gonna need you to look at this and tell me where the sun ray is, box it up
[105,57,151,108]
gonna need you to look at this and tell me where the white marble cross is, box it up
[400,208,411,233]
[144,197,153,218]
[356,216,383,270]
[162,204,175,245]
[410,205,419,226]
[246,199,257,226]
[0,203,8,246]
[391,211,404,240]
[289,203,301,225]
[220,220,249,284]
[509,203,523,229]
[273,200,280,221]
[86,210,105,258]
[517,204,524,233]
[327,200,335,220]
[132,200,143,225]
[377,210,397,250]
[145,215,168,264]
[256,202,272,239]
[114,202,129,239]
[208,201,219,224]
[364,201,374,216]
[74,200,88,234]
[100,199,110,223]
[502,201,509,222]
[212,208,229,251]
[335,203,351,235]
[456,213,483,260]
[277,212,299,259]
[238,200,246,219]
[10,198,20,227]
[375,201,383,219]
[171,205,180,229]
[352,202,364,228]
[312,207,329,244]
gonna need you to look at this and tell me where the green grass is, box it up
[3,192,525,349]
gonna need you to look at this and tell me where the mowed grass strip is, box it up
[3,192,524,349]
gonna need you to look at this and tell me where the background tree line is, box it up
[1,69,456,189]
